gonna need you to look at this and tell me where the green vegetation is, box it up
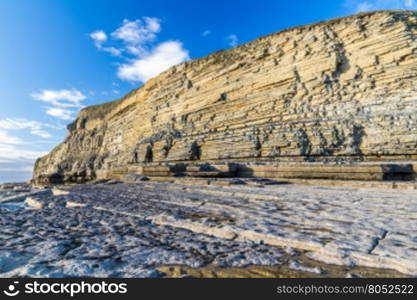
[81,87,141,120]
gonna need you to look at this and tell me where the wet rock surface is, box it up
[1,181,416,277]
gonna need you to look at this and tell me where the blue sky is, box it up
[0,0,416,183]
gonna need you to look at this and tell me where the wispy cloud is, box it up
[202,30,211,37]
[90,17,189,83]
[102,46,122,57]
[0,117,65,182]
[345,0,417,13]
[0,141,45,162]
[31,89,86,108]
[227,34,239,47]
[0,144,46,183]
[111,17,161,45]
[90,30,122,56]
[0,130,22,145]
[31,89,86,121]
[356,1,375,11]
[0,128,49,182]
[45,108,74,121]
[0,118,54,139]
[405,0,415,7]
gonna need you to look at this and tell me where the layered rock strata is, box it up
[33,11,417,184]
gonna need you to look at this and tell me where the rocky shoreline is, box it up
[1,181,416,278]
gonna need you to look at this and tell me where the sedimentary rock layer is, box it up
[33,11,417,184]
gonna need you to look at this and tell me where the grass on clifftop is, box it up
[80,87,140,120]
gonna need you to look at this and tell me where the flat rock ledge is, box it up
[1,181,416,277]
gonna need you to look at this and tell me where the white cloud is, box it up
[202,30,211,37]
[356,1,375,11]
[345,0,417,12]
[0,118,52,139]
[31,89,86,121]
[0,143,45,162]
[125,45,145,56]
[30,129,51,139]
[112,17,161,45]
[0,130,22,145]
[90,30,122,56]
[0,162,34,173]
[45,108,74,121]
[90,17,190,83]
[31,89,86,108]
[144,17,161,32]
[90,30,107,46]
[117,41,189,82]
[102,46,122,57]
[0,120,58,181]
[227,34,238,47]
[0,138,47,182]
[0,109,68,183]
[0,129,48,182]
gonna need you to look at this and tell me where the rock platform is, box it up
[1,181,416,277]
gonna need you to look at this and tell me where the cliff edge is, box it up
[33,11,417,185]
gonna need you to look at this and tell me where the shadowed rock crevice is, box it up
[368,230,388,254]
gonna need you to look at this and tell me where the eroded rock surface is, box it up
[1,182,416,277]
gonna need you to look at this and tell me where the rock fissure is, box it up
[368,230,389,254]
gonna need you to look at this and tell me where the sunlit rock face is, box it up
[33,11,417,184]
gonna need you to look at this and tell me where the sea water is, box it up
[0,202,27,211]
[0,189,29,211]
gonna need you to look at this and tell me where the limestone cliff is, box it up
[33,11,417,184]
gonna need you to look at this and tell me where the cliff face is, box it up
[33,11,417,184]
